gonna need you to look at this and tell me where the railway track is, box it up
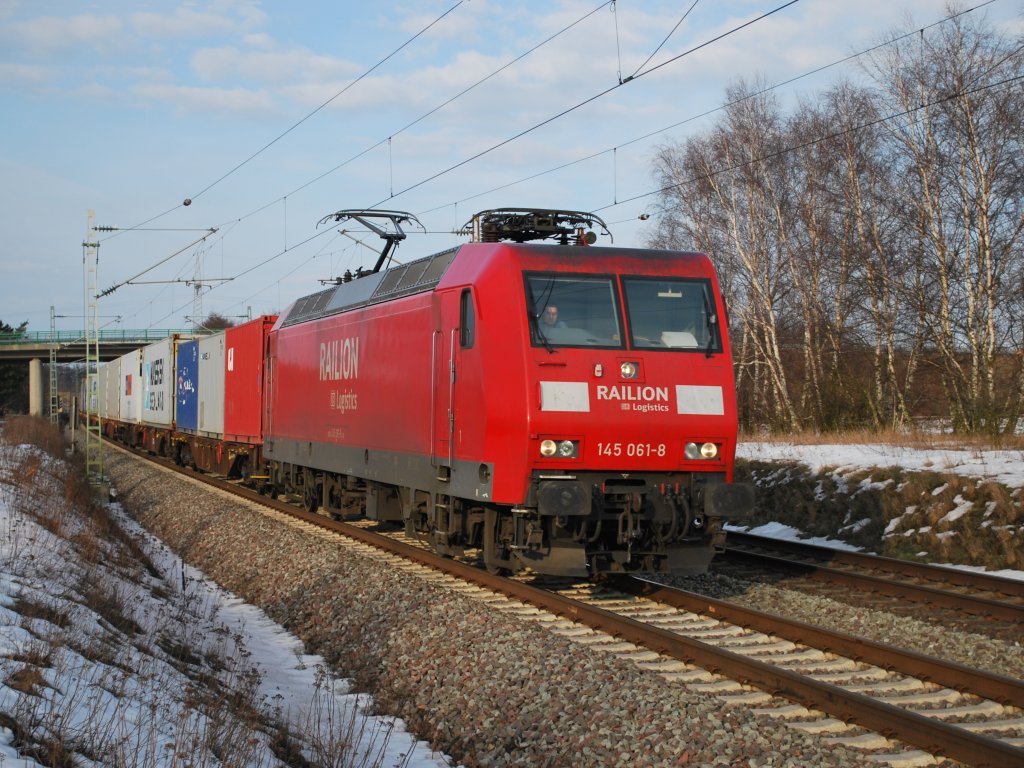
[718,531,1024,640]
[111,442,1024,767]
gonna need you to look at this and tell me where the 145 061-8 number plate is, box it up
[596,442,667,458]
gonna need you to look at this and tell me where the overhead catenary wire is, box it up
[144,228,343,328]
[225,5,1014,328]
[140,0,1000,329]
[98,230,218,297]
[142,0,805,329]
[185,1,465,206]
[612,1,623,84]
[414,0,998,218]
[217,1,616,231]
[593,71,1024,213]
[367,0,801,208]
[102,1,466,243]
[628,0,701,81]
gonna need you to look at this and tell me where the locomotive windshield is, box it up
[524,273,723,352]
[526,273,623,348]
[622,277,722,353]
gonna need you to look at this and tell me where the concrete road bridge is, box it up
[0,329,201,362]
[0,329,205,416]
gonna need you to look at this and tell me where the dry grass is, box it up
[740,426,1024,451]
[12,596,71,631]
[0,415,67,459]
[5,666,47,695]
[0,417,418,768]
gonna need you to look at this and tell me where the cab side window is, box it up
[460,289,475,348]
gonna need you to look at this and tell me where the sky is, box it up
[1,0,1022,334]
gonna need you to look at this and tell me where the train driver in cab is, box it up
[541,304,567,329]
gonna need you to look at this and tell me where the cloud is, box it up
[0,62,55,86]
[130,7,258,40]
[242,32,274,48]
[132,82,276,117]
[191,46,361,86]
[0,13,123,53]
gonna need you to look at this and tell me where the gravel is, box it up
[655,571,1024,681]
[102,446,1005,768]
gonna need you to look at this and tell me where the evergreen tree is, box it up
[0,320,30,415]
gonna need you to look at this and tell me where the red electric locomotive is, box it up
[262,209,752,576]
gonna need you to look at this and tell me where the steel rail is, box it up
[611,575,1024,706]
[111,443,1024,768]
[726,530,1024,598]
[723,539,1024,623]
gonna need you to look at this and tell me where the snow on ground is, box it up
[737,441,1024,487]
[735,440,1024,582]
[0,442,456,768]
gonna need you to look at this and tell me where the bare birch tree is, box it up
[651,84,800,429]
[862,10,1024,432]
[649,7,1024,434]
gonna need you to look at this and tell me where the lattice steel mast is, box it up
[48,306,58,425]
[83,210,103,484]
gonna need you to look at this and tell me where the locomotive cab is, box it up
[450,244,753,577]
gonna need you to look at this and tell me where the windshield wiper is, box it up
[525,282,556,354]
[703,290,718,358]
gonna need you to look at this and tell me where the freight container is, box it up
[82,369,98,416]
[224,315,276,443]
[175,340,199,433]
[197,332,225,438]
[141,337,176,427]
[101,357,120,421]
[117,349,143,425]
[79,375,91,416]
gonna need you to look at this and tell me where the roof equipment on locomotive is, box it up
[317,209,426,274]
[463,208,611,245]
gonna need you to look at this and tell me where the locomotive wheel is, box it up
[483,508,512,576]
[304,482,319,513]
[302,469,320,514]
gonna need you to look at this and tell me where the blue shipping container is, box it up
[176,339,199,433]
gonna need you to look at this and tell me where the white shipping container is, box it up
[101,358,120,421]
[117,349,143,424]
[79,376,88,415]
[141,338,176,427]
[197,332,225,438]
[96,363,106,418]
[82,370,97,415]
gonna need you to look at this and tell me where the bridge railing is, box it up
[0,329,209,345]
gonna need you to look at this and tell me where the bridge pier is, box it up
[28,358,43,417]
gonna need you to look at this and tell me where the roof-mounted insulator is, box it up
[463,208,612,245]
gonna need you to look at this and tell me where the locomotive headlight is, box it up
[539,439,579,459]
[685,442,720,460]
[620,361,638,379]
[700,442,719,459]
